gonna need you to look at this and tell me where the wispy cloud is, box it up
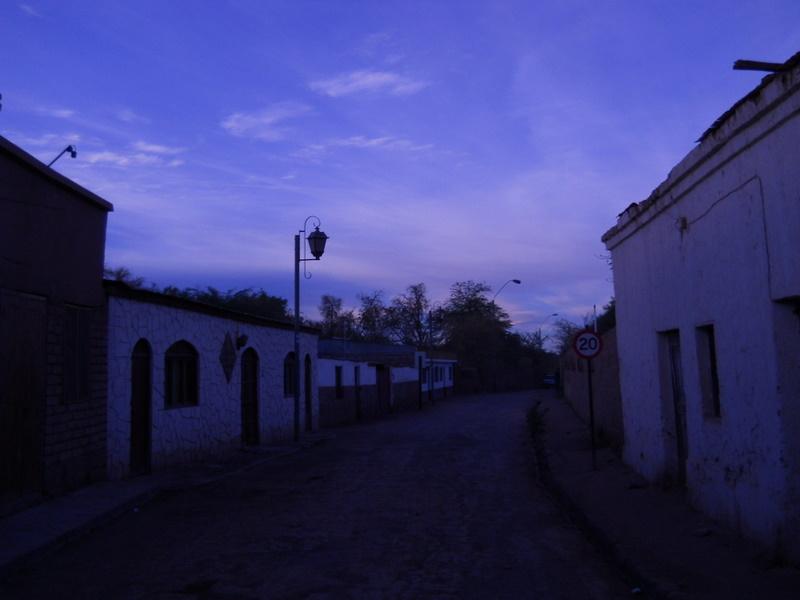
[132,140,185,155]
[294,135,432,160]
[19,4,41,18]
[83,148,185,168]
[220,102,311,141]
[8,131,81,147]
[309,70,427,97]
[84,151,161,167]
[116,108,149,124]
[35,106,76,119]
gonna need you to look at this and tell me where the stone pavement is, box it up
[0,434,331,579]
[1,392,629,599]
[532,390,800,600]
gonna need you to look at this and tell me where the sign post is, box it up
[573,330,603,469]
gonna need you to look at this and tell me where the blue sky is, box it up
[3,1,800,334]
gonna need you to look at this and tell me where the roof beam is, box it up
[733,59,787,72]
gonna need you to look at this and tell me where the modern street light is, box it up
[48,144,77,167]
[492,279,521,302]
[294,216,329,442]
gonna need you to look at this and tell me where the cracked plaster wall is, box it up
[606,74,800,555]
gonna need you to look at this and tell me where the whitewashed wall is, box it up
[318,358,376,386]
[421,357,456,392]
[107,296,318,479]
[605,66,800,554]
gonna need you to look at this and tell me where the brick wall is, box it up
[43,302,108,494]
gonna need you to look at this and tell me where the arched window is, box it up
[283,351,296,397]
[165,341,198,408]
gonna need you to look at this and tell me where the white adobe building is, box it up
[106,282,319,479]
[603,51,800,557]
[317,340,456,427]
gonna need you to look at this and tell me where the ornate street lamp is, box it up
[294,216,328,441]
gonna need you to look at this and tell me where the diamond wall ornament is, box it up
[219,332,237,383]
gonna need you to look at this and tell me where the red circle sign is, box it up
[573,330,603,359]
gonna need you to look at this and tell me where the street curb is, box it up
[527,401,670,600]
[0,488,160,581]
[0,435,332,581]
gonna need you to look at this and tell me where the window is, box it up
[283,352,296,397]
[64,306,90,404]
[354,365,360,388]
[449,365,454,381]
[165,341,198,407]
[696,325,721,418]
[335,366,344,399]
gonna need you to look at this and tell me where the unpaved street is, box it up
[2,392,628,599]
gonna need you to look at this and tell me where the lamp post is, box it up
[294,216,328,442]
[536,313,559,348]
[48,144,77,167]
[492,279,521,302]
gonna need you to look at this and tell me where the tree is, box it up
[165,286,289,320]
[552,318,582,355]
[357,291,389,342]
[440,281,512,391]
[596,298,616,334]
[104,266,145,288]
[104,266,289,320]
[520,330,546,353]
[319,295,344,338]
[385,283,433,347]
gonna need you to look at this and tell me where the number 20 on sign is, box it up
[573,330,602,359]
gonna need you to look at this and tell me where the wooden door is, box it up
[130,339,152,475]
[241,348,259,445]
[376,365,391,412]
[354,365,362,421]
[0,291,46,494]
[666,332,688,485]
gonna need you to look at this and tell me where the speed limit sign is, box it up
[573,330,603,359]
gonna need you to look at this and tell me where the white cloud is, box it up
[19,3,41,18]
[9,132,81,147]
[133,140,185,155]
[84,151,161,167]
[35,106,75,119]
[116,108,149,124]
[293,135,432,160]
[331,135,432,151]
[167,159,185,168]
[220,102,311,141]
[309,70,428,97]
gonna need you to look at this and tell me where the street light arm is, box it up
[492,278,521,302]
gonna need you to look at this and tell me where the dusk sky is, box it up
[3,1,800,335]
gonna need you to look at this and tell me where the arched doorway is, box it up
[130,339,152,475]
[304,354,313,432]
[241,348,260,446]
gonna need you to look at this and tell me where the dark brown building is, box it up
[0,135,112,510]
